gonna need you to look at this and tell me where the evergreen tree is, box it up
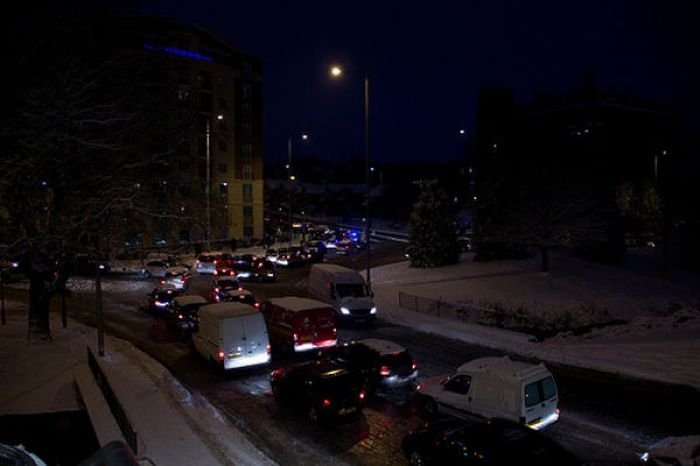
[406,181,460,267]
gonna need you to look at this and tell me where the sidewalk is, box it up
[0,302,275,466]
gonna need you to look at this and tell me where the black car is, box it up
[221,288,260,309]
[210,277,240,302]
[270,360,367,423]
[251,259,277,282]
[401,417,581,466]
[318,338,417,399]
[145,285,180,315]
[165,295,208,338]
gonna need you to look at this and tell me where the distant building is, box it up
[117,17,264,248]
[472,82,681,260]
[473,84,679,194]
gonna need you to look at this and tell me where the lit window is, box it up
[243,165,252,180]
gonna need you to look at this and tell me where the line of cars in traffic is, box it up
[142,276,578,464]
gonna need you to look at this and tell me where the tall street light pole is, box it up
[205,118,211,252]
[287,137,293,250]
[331,65,372,291]
[287,134,307,250]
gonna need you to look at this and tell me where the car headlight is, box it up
[639,452,650,462]
[340,307,351,315]
[370,307,377,314]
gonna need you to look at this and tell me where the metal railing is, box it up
[86,347,138,455]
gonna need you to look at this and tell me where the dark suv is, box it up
[270,360,367,423]
[318,338,417,401]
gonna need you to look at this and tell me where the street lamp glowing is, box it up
[330,66,343,77]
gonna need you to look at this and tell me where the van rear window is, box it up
[524,376,556,407]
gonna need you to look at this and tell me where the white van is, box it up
[417,356,560,430]
[307,264,377,323]
[192,302,271,370]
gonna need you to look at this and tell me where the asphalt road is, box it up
[6,244,699,465]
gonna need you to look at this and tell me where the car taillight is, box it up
[380,365,391,376]
[293,333,298,341]
[359,391,366,401]
[267,344,271,354]
[218,350,225,361]
[412,361,417,370]
[556,407,560,415]
[416,383,423,391]
[178,314,184,320]
[271,368,283,377]
[322,399,331,407]
[255,302,260,309]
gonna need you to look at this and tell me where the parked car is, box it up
[270,359,367,423]
[416,356,560,430]
[221,288,260,309]
[318,338,417,399]
[210,277,241,302]
[166,294,208,338]
[195,255,217,275]
[401,417,581,466]
[640,435,700,466]
[145,284,180,315]
[264,248,280,264]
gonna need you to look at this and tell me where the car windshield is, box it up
[335,283,367,298]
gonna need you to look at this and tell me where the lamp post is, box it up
[330,65,372,290]
[287,133,308,249]
[205,118,211,251]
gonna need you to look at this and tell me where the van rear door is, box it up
[522,375,558,428]
[294,308,336,349]
[243,314,269,359]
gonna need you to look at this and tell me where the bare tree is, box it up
[487,174,610,272]
[1,11,188,338]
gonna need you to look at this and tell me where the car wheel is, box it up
[408,450,428,466]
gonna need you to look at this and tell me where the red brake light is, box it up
[271,368,283,377]
[412,361,417,370]
[267,344,271,354]
[416,383,423,391]
[255,302,260,308]
[178,314,184,319]
[218,351,225,361]
[359,391,366,401]
[380,365,391,376]
[322,399,331,407]
[293,333,298,341]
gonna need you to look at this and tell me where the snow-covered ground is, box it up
[2,245,698,464]
[371,248,700,391]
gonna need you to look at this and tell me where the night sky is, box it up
[139,0,699,164]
